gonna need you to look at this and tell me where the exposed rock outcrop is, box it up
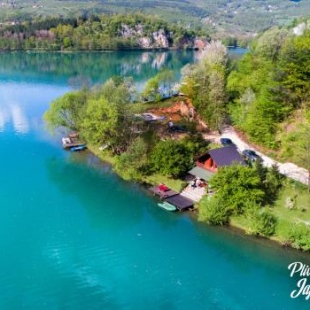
[119,23,206,49]
[152,29,170,48]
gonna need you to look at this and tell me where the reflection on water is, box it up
[10,104,29,133]
[0,107,9,132]
[0,51,195,86]
[152,53,167,69]
[44,154,145,230]
[0,104,29,133]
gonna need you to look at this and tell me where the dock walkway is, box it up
[62,136,85,149]
[165,194,194,211]
[149,185,179,200]
[149,185,194,211]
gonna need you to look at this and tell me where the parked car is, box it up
[242,149,261,162]
[169,125,188,133]
[220,138,234,147]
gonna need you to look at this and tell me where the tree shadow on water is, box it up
[45,154,145,230]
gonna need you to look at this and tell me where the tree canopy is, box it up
[181,40,228,130]
[227,26,310,150]
[0,13,204,51]
[44,89,88,132]
[150,140,193,178]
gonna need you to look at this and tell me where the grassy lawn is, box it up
[272,180,310,225]
[228,179,310,245]
[87,144,116,166]
[271,180,310,241]
[144,173,187,192]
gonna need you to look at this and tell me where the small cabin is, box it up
[196,145,246,172]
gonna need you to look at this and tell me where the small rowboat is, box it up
[157,201,176,211]
[70,144,87,152]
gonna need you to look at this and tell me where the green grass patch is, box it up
[144,173,187,192]
[229,180,310,244]
[274,218,293,243]
[272,180,310,225]
[270,180,310,243]
[87,144,116,165]
[230,215,248,230]
[130,96,181,114]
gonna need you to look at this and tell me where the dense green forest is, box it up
[1,0,309,39]
[227,24,310,166]
[179,21,310,167]
[0,14,206,51]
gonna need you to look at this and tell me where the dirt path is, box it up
[204,126,309,186]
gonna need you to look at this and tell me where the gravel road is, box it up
[204,126,309,186]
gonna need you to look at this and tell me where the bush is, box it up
[198,195,230,226]
[265,164,284,200]
[245,203,277,236]
[286,223,310,251]
[114,137,148,181]
[209,165,266,214]
[182,133,210,157]
[150,139,192,178]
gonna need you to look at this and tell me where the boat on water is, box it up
[157,201,177,211]
[70,144,87,152]
[62,134,86,150]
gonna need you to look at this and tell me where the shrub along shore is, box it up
[87,138,310,252]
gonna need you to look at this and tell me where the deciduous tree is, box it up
[150,140,192,178]
[114,137,148,181]
[209,165,266,214]
[44,89,88,131]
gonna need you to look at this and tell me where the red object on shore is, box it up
[159,184,169,192]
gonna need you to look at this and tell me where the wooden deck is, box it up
[149,184,195,211]
[165,194,194,211]
[149,186,179,200]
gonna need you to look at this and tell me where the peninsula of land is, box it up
[44,17,310,252]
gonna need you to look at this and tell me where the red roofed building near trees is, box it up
[196,145,246,172]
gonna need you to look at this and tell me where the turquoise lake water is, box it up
[0,51,309,310]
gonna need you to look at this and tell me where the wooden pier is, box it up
[149,185,179,200]
[149,184,194,211]
[62,136,85,149]
[165,194,194,211]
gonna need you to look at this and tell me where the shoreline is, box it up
[0,46,198,54]
[0,46,247,54]
[86,144,308,254]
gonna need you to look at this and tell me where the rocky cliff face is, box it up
[292,22,310,36]
[120,23,204,49]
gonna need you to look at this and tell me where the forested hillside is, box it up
[0,14,207,51]
[227,22,310,168]
[0,0,309,39]
[178,20,310,172]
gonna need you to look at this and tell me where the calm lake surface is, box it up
[0,51,309,310]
